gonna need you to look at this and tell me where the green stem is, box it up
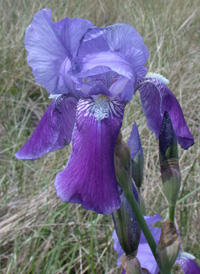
[169,205,175,223]
[124,190,157,260]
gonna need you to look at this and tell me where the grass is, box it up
[0,0,200,273]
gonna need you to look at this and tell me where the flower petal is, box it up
[15,96,77,160]
[54,97,125,214]
[110,77,135,102]
[25,9,93,95]
[138,78,194,149]
[137,215,162,274]
[176,252,200,274]
[77,24,148,101]
[78,24,148,76]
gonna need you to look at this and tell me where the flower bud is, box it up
[156,219,181,274]
[159,111,181,208]
[128,123,144,188]
[120,253,142,274]
[112,183,141,257]
[114,131,133,194]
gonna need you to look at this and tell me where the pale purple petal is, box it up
[52,16,93,60]
[54,97,125,214]
[137,215,161,274]
[25,9,93,95]
[77,24,149,101]
[79,50,136,82]
[113,230,124,265]
[15,96,77,160]
[78,24,148,78]
[176,252,200,274]
[110,77,135,102]
[138,78,194,149]
[144,214,162,226]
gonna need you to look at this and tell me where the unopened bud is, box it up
[156,219,181,274]
[112,183,141,257]
[120,253,142,274]
[128,123,144,188]
[159,111,181,208]
[115,131,132,193]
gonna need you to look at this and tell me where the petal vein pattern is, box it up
[54,97,125,214]
[77,96,124,121]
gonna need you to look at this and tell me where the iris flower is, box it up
[15,9,194,214]
[113,214,200,274]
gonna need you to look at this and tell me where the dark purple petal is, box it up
[15,96,77,160]
[176,252,200,274]
[89,83,111,97]
[54,97,125,214]
[25,9,93,95]
[138,78,194,149]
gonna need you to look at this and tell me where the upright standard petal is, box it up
[15,96,77,160]
[25,9,93,95]
[54,96,125,214]
[138,77,194,149]
[76,24,149,101]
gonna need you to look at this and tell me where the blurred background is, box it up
[0,0,199,273]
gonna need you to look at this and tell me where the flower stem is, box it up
[169,205,175,223]
[123,190,157,260]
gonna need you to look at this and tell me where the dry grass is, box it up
[0,0,200,273]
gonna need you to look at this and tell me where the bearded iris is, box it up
[15,9,194,214]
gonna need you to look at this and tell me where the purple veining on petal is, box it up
[15,96,77,160]
[54,96,125,214]
[25,9,93,95]
[138,77,194,149]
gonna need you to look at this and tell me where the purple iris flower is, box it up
[113,214,200,274]
[15,9,194,214]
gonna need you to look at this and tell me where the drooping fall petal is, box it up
[15,96,77,160]
[54,96,125,214]
[138,77,194,149]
